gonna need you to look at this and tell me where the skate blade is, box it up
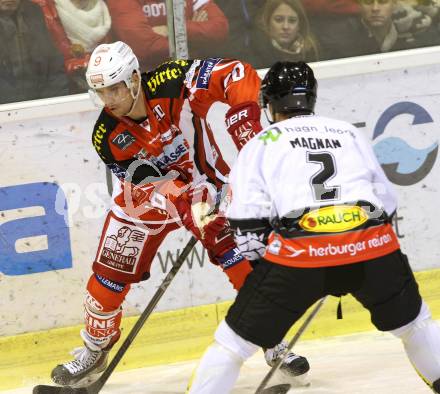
[259,383,291,394]
[282,371,310,387]
[69,370,104,389]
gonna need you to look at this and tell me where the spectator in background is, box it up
[393,0,440,47]
[245,0,319,69]
[106,0,228,71]
[215,0,265,58]
[34,0,112,93]
[300,0,360,60]
[319,0,433,59]
[0,0,68,104]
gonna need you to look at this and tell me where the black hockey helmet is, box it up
[261,61,317,115]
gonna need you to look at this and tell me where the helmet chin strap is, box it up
[124,71,142,117]
[262,106,274,125]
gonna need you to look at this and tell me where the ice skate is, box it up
[265,341,310,385]
[433,378,440,393]
[51,344,109,387]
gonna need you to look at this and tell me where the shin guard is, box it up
[188,321,258,394]
[83,274,130,350]
[390,301,440,387]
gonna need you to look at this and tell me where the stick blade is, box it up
[33,385,89,394]
[259,383,291,394]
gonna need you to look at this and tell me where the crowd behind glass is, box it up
[1,0,439,105]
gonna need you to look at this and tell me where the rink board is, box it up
[1,268,439,390]
[1,47,440,390]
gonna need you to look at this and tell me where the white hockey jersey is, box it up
[227,115,400,268]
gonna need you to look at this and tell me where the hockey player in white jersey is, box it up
[187,61,440,393]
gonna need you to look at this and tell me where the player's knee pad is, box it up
[214,320,259,361]
[390,301,431,340]
[83,274,130,350]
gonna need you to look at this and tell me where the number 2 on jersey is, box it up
[306,151,341,202]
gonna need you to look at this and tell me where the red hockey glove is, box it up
[174,187,216,241]
[203,213,253,290]
[225,101,262,151]
[175,194,203,240]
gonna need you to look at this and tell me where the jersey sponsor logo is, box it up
[149,134,188,168]
[218,247,245,269]
[153,104,165,120]
[97,219,148,274]
[196,58,221,89]
[107,163,127,180]
[265,224,400,267]
[268,237,307,257]
[258,127,282,145]
[160,124,179,142]
[111,131,136,150]
[285,125,319,133]
[283,245,306,257]
[308,233,393,258]
[146,60,189,94]
[85,309,119,339]
[93,123,108,159]
[290,137,342,150]
[86,292,104,311]
[95,274,126,293]
[150,143,187,168]
[299,206,368,233]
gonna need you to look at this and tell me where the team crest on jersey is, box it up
[112,131,136,150]
[97,219,148,274]
[196,58,221,89]
[153,104,165,120]
[299,206,369,233]
[139,117,151,131]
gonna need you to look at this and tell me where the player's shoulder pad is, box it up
[91,109,119,160]
[142,59,194,99]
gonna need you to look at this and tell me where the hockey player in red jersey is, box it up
[50,42,310,387]
[187,61,440,393]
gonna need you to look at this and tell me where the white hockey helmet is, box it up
[86,41,140,90]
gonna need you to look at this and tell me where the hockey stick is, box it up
[255,296,328,394]
[33,236,198,394]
